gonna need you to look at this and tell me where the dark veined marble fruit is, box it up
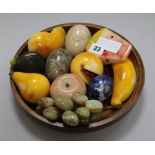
[87,75,113,101]
[11,51,45,74]
[45,48,73,82]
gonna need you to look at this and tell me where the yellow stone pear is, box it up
[28,27,66,58]
[12,72,50,104]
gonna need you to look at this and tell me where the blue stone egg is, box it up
[86,75,113,102]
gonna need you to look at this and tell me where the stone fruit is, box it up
[87,75,113,101]
[85,100,103,113]
[28,31,53,58]
[12,72,50,103]
[28,27,66,58]
[90,110,112,122]
[71,93,88,106]
[36,97,54,108]
[65,24,91,56]
[50,27,66,50]
[79,118,89,126]
[35,97,54,114]
[45,48,73,82]
[70,52,104,83]
[55,97,73,111]
[111,58,136,105]
[50,73,86,99]
[76,107,90,119]
[89,112,104,123]
[62,111,79,127]
[43,107,60,122]
[36,105,43,114]
[11,51,45,74]
[86,28,132,64]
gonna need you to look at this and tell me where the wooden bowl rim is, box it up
[10,23,145,131]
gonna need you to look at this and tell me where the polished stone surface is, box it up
[65,24,91,56]
[0,14,153,140]
[45,48,73,81]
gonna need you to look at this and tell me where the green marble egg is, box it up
[45,48,73,82]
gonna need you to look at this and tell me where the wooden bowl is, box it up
[10,23,145,131]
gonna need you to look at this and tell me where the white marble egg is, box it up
[65,25,91,56]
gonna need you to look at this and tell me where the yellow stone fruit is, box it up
[12,72,50,104]
[86,29,104,50]
[50,27,66,49]
[111,58,137,105]
[70,52,104,83]
[28,32,53,58]
[28,27,66,58]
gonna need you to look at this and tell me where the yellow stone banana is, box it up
[111,58,136,105]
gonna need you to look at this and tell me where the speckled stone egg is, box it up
[86,75,113,102]
[65,25,91,56]
[45,48,73,82]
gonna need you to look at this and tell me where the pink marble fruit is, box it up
[86,28,132,64]
[50,73,86,99]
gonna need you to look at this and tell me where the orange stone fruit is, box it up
[70,52,104,83]
[28,27,66,58]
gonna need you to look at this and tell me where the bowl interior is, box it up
[10,23,145,131]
